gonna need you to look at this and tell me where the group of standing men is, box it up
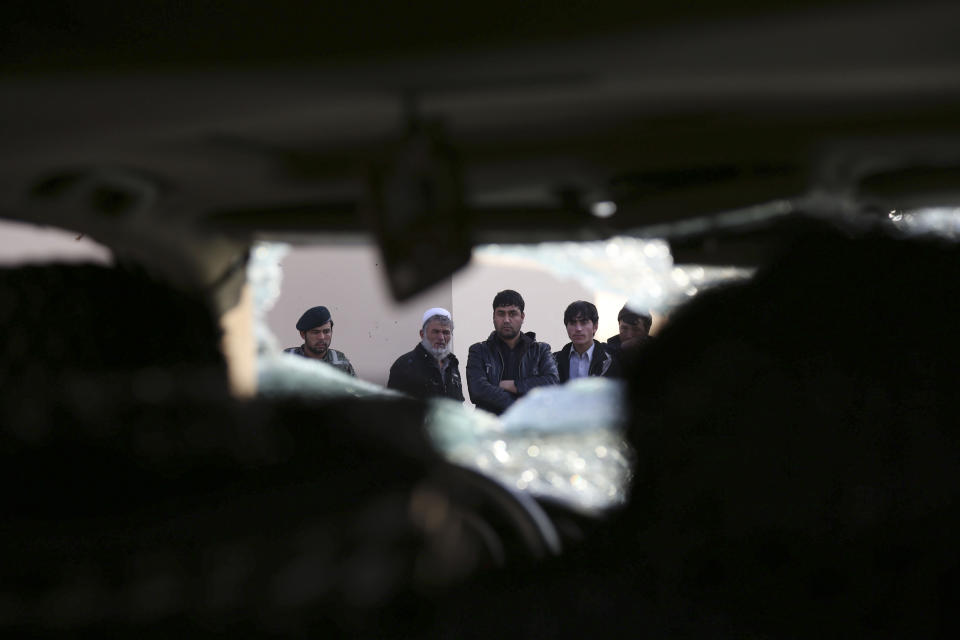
[284,290,651,415]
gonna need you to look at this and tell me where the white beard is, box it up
[421,337,451,361]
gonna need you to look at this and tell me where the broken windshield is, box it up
[251,236,752,513]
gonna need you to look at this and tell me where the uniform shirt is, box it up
[283,345,357,377]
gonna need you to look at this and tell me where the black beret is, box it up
[296,306,332,331]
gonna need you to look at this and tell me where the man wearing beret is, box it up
[284,306,357,377]
[554,300,622,382]
[387,307,463,401]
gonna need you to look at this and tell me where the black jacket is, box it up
[605,334,624,355]
[554,340,622,382]
[606,333,652,365]
[466,331,559,415]
[387,343,464,402]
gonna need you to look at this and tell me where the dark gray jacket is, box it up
[466,331,559,415]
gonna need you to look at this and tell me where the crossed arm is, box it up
[466,342,560,412]
[466,343,516,413]
[515,343,560,395]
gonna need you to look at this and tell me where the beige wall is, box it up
[266,243,634,391]
[0,219,112,266]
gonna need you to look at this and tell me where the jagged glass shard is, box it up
[888,207,960,239]
[259,350,402,399]
[500,377,628,434]
[249,242,289,356]
[426,380,633,514]
[475,236,752,314]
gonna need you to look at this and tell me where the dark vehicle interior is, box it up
[3,1,960,636]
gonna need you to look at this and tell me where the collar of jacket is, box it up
[559,339,605,360]
[486,330,536,350]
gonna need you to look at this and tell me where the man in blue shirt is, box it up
[554,300,621,382]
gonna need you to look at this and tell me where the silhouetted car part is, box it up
[3,1,960,300]
[3,1,960,636]
[0,263,561,634]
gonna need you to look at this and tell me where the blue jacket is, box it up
[466,331,559,415]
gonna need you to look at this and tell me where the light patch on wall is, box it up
[0,219,113,266]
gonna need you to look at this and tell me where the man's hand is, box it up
[499,380,518,394]
[621,335,649,350]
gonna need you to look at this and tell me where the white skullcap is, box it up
[421,307,452,327]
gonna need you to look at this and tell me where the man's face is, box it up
[420,319,453,359]
[566,315,597,350]
[493,305,524,341]
[619,319,648,343]
[300,321,333,357]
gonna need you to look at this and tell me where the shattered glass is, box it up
[247,236,749,512]
[426,379,632,514]
[476,236,753,315]
[887,207,960,239]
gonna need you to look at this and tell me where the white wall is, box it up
[0,219,112,266]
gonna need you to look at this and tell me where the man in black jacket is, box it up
[387,307,464,401]
[466,290,559,415]
[554,300,622,382]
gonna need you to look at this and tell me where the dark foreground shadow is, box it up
[3,223,959,637]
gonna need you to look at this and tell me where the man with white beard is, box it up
[386,307,464,401]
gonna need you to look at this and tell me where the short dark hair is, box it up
[618,305,652,332]
[492,289,525,312]
[563,300,599,326]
